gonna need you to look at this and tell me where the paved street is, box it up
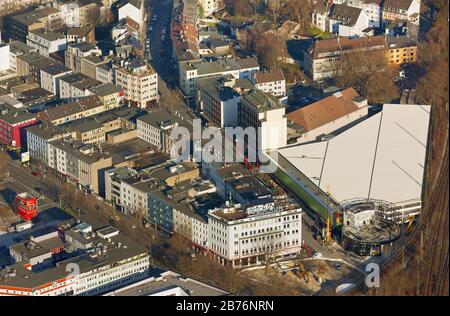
[146,0,196,123]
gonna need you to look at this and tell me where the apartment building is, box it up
[179,57,260,97]
[361,0,383,28]
[0,44,10,72]
[26,124,65,164]
[64,120,106,144]
[16,52,56,83]
[240,89,287,151]
[115,60,159,108]
[208,163,273,206]
[47,138,112,193]
[386,35,417,65]
[27,107,144,163]
[118,0,144,27]
[40,63,72,95]
[182,0,198,45]
[312,1,332,32]
[287,87,368,143]
[137,109,191,154]
[65,42,102,72]
[66,26,95,44]
[37,95,105,125]
[328,3,370,37]
[303,35,387,80]
[207,200,303,267]
[253,69,286,97]
[8,42,37,72]
[96,63,115,84]
[382,0,421,24]
[80,55,105,79]
[26,29,67,57]
[88,83,124,109]
[3,7,64,42]
[58,72,101,99]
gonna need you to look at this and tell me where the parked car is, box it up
[333,262,342,271]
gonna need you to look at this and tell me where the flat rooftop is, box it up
[105,270,228,296]
[278,104,431,204]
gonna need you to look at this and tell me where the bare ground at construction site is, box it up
[241,259,353,295]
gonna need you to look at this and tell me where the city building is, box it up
[26,124,65,164]
[80,55,105,80]
[66,26,95,44]
[312,1,332,32]
[63,119,106,144]
[382,0,421,25]
[0,44,10,72]
[37,95,105,125]
[52,0,81,28]
[40,63,72,95]
[26,29,67,57]
[328,3,370,37]
[179,57,259,97]
[240,89,287,151]
[182,0,198,45]
[196,76,240,127]
[16,52,56,83]
[115,59,159,108]
[58,72,101,99]
[65,42,102,72]
[118,0,144,28]
[8,41,37,72]
[0,222,151,296]
[361,0,383,28]
[47,138,112,193]
[303,35,387,80]
[3,7,64,42]
[386,35,417,65]
[286,87,368,143]
[207,200,303,267]
[0,102,37,149]
[253,69,286,97]
[208,163,273,206]
[137,109,192,154]
[104,269,229,296]
[88,83,124,109]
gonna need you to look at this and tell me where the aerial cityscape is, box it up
[0,0,447,300]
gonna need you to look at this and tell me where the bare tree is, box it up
[334,49,399,103]
[267,0,283,26]
[255,33,287,69]
[287,0,312,28]
[0,151,9,180]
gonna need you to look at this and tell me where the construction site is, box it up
[341,199,402,257]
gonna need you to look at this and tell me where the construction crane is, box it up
[404,214,418,235]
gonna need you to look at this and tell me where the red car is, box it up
[31,171,41,177]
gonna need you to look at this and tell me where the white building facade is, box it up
[0,44,10,72]
[26,31,67,57]
[207,202,303,267]
[115,65,159,108]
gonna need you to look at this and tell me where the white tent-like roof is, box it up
[279,104,431,204]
